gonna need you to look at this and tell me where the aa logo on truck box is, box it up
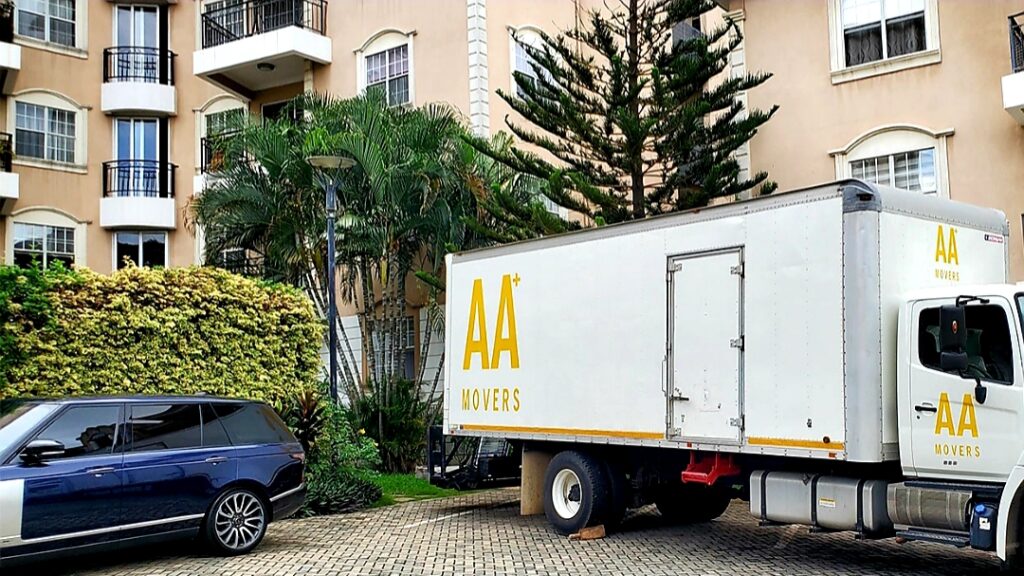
[934,225,960,282]
[463,274,520,370]
[933,392,980,459]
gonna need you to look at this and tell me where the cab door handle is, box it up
[914,404,938,413]
[86,467,114,476]
[205,456,228,464]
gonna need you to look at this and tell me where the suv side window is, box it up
[30,405,121,459]
[201,403,232,447]
[213,403,294,445]
[130,404,202,452]
[918,304,1015,384]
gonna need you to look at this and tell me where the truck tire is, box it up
[655,484,732,524]
[543,451,610,534]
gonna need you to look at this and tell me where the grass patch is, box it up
[372,473,457,507]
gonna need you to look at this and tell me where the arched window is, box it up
[6,206,87,268]
[356,29,415,107]
[196,94,248,174]
[830,124,953,197]
[8,89,89,172]
[508,25,545,99]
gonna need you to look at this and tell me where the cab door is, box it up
[908,298,1024,481]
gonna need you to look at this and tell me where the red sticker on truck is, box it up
[984,234,1004,244]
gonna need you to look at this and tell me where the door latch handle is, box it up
[914,404,938,413]
[86,467,114,475]
[205,456,228,464]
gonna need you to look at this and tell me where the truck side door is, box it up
[908,298,1023,481]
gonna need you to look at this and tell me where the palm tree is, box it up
[189,91,491,415]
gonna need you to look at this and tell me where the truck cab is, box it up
[899,285,1024,560]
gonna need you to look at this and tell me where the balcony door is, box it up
[115,118,159,197]
[115,5,158,81]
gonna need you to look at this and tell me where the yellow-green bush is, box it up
[1,265,322,401]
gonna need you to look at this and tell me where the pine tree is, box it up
[470,0,778,235]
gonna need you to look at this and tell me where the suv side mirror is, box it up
[20,439,65,463]
[938,304,969,373]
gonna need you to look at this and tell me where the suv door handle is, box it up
[86,467,115,475]
[205,456,228,464]
[914,404,938,413]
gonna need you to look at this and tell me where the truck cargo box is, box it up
[443,181,1009,463]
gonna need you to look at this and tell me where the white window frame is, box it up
[5,207,87,266]
[372,316,417,380]
[826,0,940,84]
[830,124,953,198]
[355,29,416,107]
[195,94,248,176]
[113,230,168,270]
[11,221,75,268]
[8,89,87,173]
[14,0,89,58]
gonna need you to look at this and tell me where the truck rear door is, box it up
[907,297,1023,481]
[667,248,744,444]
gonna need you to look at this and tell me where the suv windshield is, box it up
[0,401,59,457]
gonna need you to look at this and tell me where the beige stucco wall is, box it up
[737,0,1024,277]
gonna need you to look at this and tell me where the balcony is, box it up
[99,160,177,230]
[1002,12,1024,124]
[102,47,177,116]
[0,1,20,95]
[194,0,331,97]
[0,133,17,215]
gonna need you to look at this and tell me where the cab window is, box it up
[918,304,1015,384]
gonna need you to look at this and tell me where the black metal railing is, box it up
[1011,12,1024,73]
[201,0,327,49]
[0,1,13,44]
[102,160,177,199]
[200,132,243,173]
[217,253,266,278]
[0,132,12,173]
[103,47,176,85]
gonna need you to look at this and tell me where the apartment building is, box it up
[2,0,1022,382]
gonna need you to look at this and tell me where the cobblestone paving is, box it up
[31,488,1003,576]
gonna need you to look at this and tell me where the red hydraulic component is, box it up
[681,451,741,485]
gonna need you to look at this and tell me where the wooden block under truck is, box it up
[438,179,1024,566]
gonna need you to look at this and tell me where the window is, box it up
[31,405,121,459]
[374,316,416,380]
[115,231,166,269]
[918,305,1014,384]
[17,0,75,47]
[201,403,231,447]
[850,148,936,194]
[842,0,925,67]
[129,404,202,452]
[365,44,409,107]
[13,222,74,268]
[513,40,540,99]
[261,100,304,124]
[16,102,75,164]
[212,403,295,446]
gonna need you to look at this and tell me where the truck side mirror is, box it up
[938,304,969,373]
[19,439,65,463]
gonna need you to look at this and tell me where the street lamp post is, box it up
[307,155,356,403]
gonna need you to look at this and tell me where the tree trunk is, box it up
[627,0,645,220]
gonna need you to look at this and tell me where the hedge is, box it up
[1,265,323,401]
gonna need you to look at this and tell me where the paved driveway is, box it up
[32,488,1002,576]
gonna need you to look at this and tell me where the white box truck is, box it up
[439,180,1024,565]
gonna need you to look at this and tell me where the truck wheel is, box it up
[543,451,610,534]
[655,484,732,524]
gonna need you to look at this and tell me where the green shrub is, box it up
[299,402,382,516]
[0,265,322,402]
[351,379,427,473]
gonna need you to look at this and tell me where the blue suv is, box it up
[0,396,305,566]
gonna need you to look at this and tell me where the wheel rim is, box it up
[214,491,265,550]
[552,469,582,520]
